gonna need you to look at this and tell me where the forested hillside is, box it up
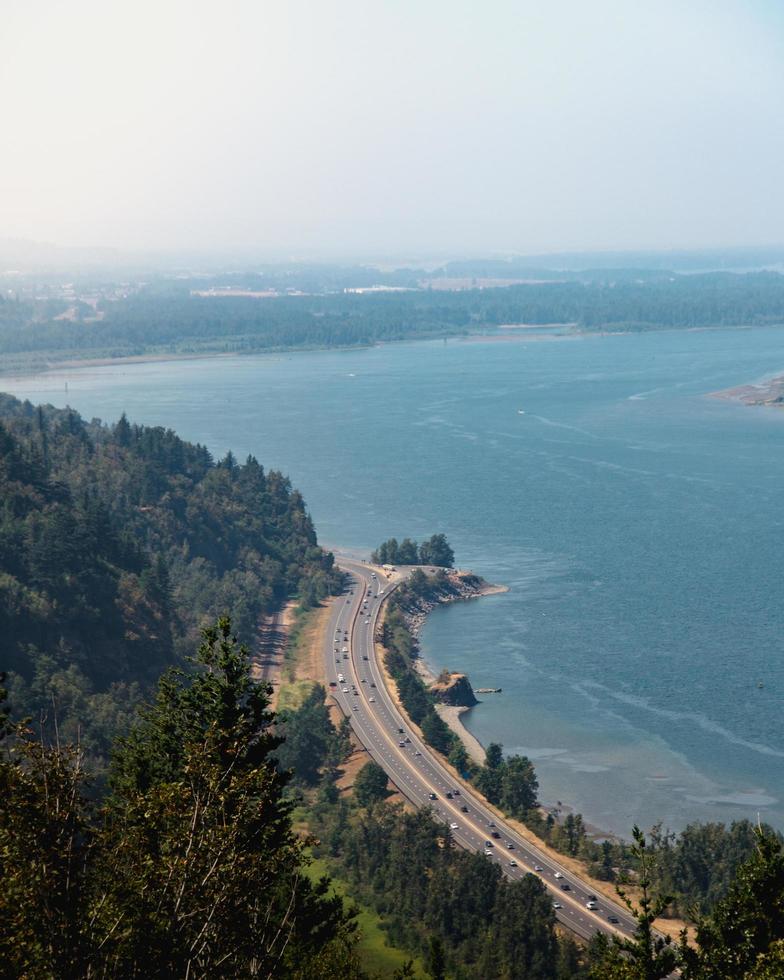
[0,393,340,766]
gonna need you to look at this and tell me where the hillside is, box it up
[0,393,340,767]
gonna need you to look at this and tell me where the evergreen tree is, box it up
[353,760,389,807]
[589,826,678,980]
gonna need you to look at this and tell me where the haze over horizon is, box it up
[3,0,784,257]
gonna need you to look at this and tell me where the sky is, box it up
[2,0,783,258]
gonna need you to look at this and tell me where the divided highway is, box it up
[323,558,641,944]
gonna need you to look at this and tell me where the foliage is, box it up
[5,271,784,363]
[679,829,784,979]
[372,533,455,568]
[0,394,340,770]
[588,826,678,980]
[311,798,564,979]
[353,760,390,807]
[275,682,352,786]
[0,618,363,978]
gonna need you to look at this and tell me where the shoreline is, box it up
[405,575,623,842]
[403,571,509,767]
[710,374,784,407]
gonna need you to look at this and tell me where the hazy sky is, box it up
[3,0,783,256]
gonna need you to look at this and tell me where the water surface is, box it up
[4,326,784,836]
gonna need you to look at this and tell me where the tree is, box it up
[353,760,389,807]
[98,618,361,977]
[398,537,419,564]
[500,754,539,816]
[680,829,784,979]
[485,741,504,769]
[418,534,455,568]
[426,935,446,980]
[589,826,678,980]
[0,716,94,978]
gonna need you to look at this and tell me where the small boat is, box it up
[517,409,525,415]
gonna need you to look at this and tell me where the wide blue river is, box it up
[4,326,784,837]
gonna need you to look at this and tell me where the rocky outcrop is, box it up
[430,671,478,707]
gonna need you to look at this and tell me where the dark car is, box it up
[446,791,453,799]
[461,805,469,813]
[491,831,501,839]
[560,883,571,891]
[398,728,405,734]
[485,840,494,848]
[428,792,437,801]
[607,915,619,924]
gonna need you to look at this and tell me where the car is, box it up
[415,750,422,756]
[343,654,349,659]
[365,618,370,624]
[361,678,366,683]
[586,901,598,910]
[329,681,337,687]
[368,696,376,702]
[352,705,358,711]
[488,821,496,827]
[533,865,543,872]
[560,883,570,891]
[506,842,514,849]
[587,893,597,901]
[449,822,459,830]
[552,902,562,910]
[553,872,564,879]
[363,655,369,661]
[399,740,406,747]
[428,792,437,800]
[509,859,518,868]
[404,736,411,743]
[491,831,501,839]
[342,647,349,653]
[485,840,494,848]
[453,789,460,795]
[484,849,493,857]
[607,915,619,924]
[460,805,469,813]
[398,728,405,734]
[445,791,453,799]
[370,682,376,687]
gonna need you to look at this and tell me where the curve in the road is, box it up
[323,559,640,945]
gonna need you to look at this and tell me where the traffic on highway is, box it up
[323,558,641,944]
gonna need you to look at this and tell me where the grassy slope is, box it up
[305,857,425,978]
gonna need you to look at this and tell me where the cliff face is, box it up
[430,672,478,707]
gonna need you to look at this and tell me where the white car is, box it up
[586,901,598,910]
[534,865,543,872]
[342,647,349,652]
[509,860,518,868]
[342,687,349,693]
[554,872,564,879]
[553,902,562,910]
[368,696,376,702]
[449,822,459,830]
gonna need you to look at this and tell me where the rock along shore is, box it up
[394,568,508,765]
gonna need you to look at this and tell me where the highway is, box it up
[322,558,642,944]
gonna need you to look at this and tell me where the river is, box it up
[4,325,784,837]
